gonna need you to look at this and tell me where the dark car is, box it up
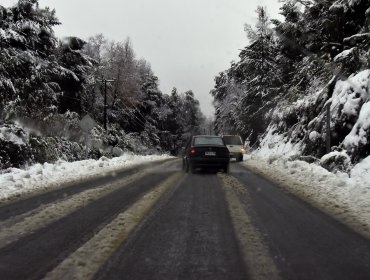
[183,135,230,173]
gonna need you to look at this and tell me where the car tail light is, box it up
[191,148,196,155]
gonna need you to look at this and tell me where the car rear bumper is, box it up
[190,157,229,167]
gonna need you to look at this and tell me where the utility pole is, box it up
[326,102,331,153]
[98,78,115,130]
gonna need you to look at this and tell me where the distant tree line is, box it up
[83,34,205,153]
[0,0,204,166]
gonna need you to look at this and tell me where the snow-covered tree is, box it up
[212,7,283,144]
[0,0,61,120]
[57,37,96,115]
[211,0,370,164]
[0,0,206,169]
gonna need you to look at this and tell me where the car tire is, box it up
[224,164,229,174]
[237,154,243,162]
[190,165,196,174]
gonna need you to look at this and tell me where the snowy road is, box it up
[0,160,370,279]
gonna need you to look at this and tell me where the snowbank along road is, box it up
[0,159,370,280]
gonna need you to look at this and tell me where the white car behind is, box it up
[222,135,244,162]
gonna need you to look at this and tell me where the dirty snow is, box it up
[220,174,281,280]
[0,153,173,202]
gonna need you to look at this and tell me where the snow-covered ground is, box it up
[0,154,173,203]
[243,149,370,238]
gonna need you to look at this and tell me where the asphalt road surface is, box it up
[1,159,370,280]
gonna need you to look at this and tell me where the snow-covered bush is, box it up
[320,151,352,173]
[28,136,85,164]
[343,100,370,162]
[0,120,158,170]
[0,123,30,169]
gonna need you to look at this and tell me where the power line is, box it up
[124,98,148,124]
[118,100,147,128]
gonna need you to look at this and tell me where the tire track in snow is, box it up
[43,172,183,280]
[0,158,176,220]
[219,173,281,280]
[0,166,167,249]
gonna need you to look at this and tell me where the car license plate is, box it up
[205,151,216,156]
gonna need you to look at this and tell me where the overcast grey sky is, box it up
[3,0,282,116]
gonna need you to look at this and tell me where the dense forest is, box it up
[212,0,370,170]
[0,0,204,169]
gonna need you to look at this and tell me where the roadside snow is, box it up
[352,155,370,182]
[255,126,303,158]
[246,70,370,236]
[243,151,370,238]
[0,153,173,203]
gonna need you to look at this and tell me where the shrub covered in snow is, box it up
[0,120,164,170]
[320,151,352,173]
[0,123,30,169]
[343,100,370,162]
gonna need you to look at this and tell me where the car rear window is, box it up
[193,137,224,146]
[223,136,242,145]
